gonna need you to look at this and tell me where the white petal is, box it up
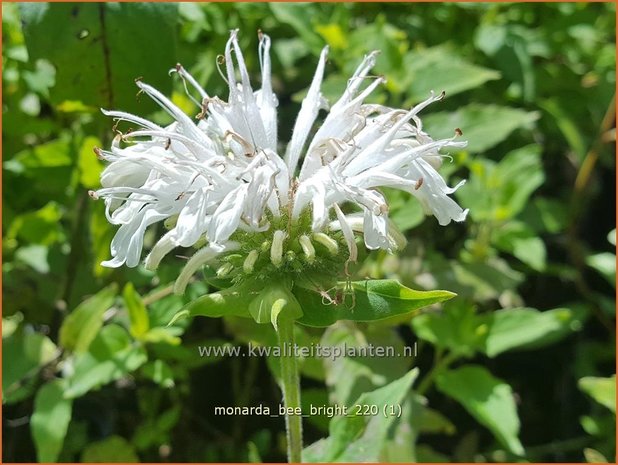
[363,209,390,250]
[173,187,212,247]
[334,204,357,262]
[145,230,176,270]
[284,46,329,173]
[208,184,249,243]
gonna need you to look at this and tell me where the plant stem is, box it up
[277,316,303,463]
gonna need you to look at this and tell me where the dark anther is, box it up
[415,177,424,190]
[455,128,463,137]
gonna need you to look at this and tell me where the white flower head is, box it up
[91,30,468,294]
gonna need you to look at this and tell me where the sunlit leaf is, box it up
[483,307,586,357]
[31,380,73,462]
[579,375,616,413]
[303,369,419,462]
[436,365,524,456]
[424,104,539,153]
[64,324,147,398]
[404,46,500,103]
[59,284,117,353]
[492,221,547,271]
[295,279,455,327]
[122,282,150,338]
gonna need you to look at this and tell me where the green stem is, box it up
[277,316,303,463]
[416,351,458,396]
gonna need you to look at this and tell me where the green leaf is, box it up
[404,46,500,103]
[492,221,547,271]
[419,405,457,435]
[77,136,104,189]
[384,188,425,232]
[15,244,49,274]
[31,380,73,462]
[483,307,586,357]
[586,253,616,288]
[303,369,419,462]
[81,435,139,462]
[141,327,182,346]
[7,201,64,245]
[269,3,323,53]
[579,375,616,413]
[411,300,485,357]
[64,324,147,398]
[423,104,539,153]
[141,360,175,388]
[122,283,150,339]
[295,279,456,327]
[59,284,117,353]
[436,365,524,456]
[178,282,257,322]
[321,323,410,406]
[584,448,609,463]
[457,145,544,222]
[20,3,177,112]
[540,98,588,160]
[3,331,58,404]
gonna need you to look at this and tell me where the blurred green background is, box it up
[2,2,616,463]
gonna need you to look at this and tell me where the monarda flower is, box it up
[90,30,468,295]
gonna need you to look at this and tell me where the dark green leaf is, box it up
[21,3,177,112]
[3,331,58,404]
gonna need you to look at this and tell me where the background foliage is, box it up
[3,2,616,462]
